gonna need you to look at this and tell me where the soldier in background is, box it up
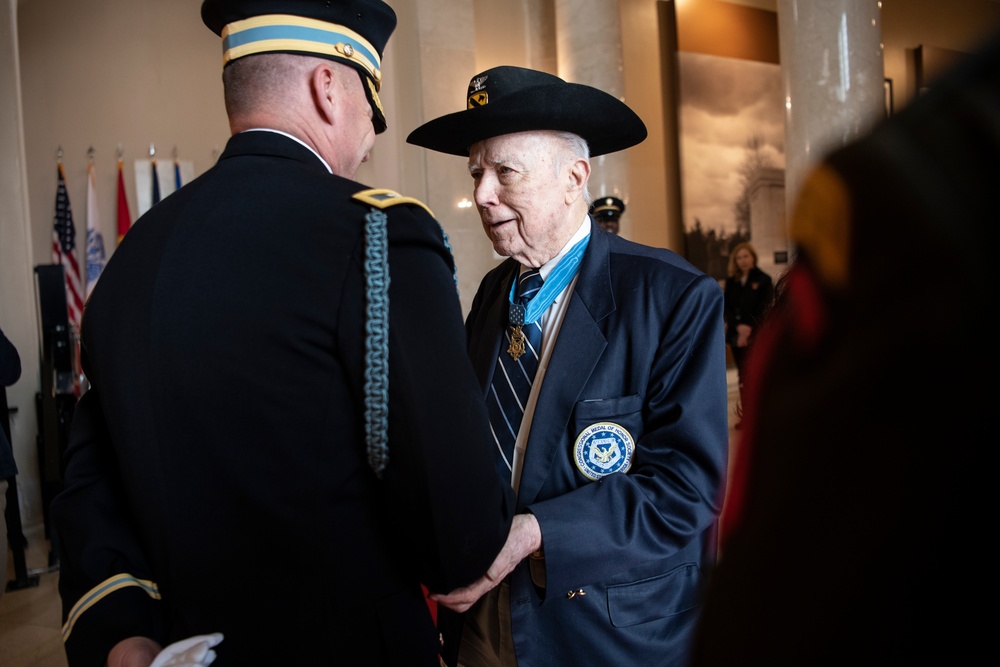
[589,195,625,235]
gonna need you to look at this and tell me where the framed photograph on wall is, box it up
[668,2,788,285]
[674,0,785,282]
[676,51,785,282]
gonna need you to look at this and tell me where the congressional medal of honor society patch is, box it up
[574,422,634,481]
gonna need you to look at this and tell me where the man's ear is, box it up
[312,62,337,125]
[565,157,591,204]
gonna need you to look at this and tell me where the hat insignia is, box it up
[468,91,489,109]
[470,75,489,92]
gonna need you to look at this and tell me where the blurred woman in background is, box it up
[724,242,773,426]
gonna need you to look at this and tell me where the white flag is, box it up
[86,161,107,298]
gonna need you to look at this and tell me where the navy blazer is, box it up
[444,220,729,666]
[51,132,514,667]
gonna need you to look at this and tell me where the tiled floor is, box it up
[0,368,742,666]
[1,542,66,667]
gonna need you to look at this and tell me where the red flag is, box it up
[117,158,133,245]
[52,162,84,331]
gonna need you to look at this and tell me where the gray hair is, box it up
[550,131,592,205]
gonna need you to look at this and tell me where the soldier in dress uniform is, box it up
[51,2,514,666]
[589,195,625,235]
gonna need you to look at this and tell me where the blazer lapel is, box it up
[471,261,518,394]
[516,221,616,505]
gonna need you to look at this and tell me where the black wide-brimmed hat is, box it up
[590,196,625,220]
[406,66,647,157]
[201,0,397,133]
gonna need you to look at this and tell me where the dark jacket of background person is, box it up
[689,29,1000,667]
[723,263,773,368]
[0,326,19,481]
[1,325,21,601]
[50,2,514,664]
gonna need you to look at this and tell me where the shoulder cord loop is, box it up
[362,211,459,478]
[439,225,459,289]
[364,209,390,478]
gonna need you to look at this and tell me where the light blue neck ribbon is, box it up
[508,235,590,325]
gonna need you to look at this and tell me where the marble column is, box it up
[554,0,632,234]
[777,0,885,256]
[1,0,46,557]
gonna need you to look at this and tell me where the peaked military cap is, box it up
[590,196,626,221]
[201,0,397,133]
[406,65,647,157]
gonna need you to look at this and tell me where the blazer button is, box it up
[565,588,587,600]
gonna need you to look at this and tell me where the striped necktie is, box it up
[488,268,544,481]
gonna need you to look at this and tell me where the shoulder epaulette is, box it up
[353,188,434,218]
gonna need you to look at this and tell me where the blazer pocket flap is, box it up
[572,394,643,443]
[573,394,642,421]
[607,563,701,628]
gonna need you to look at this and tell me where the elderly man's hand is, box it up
[431,514,542,613]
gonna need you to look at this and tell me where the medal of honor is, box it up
[508,326,526,360]
[507,302,527,360]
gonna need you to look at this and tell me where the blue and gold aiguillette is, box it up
[574,422,634,481]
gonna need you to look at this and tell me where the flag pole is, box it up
[150,143,161,206]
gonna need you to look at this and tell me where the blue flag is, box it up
[152,159,161,205]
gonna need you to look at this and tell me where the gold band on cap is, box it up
[365,77,385,119]
[221,14,382,90]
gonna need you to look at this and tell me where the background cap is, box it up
[590,196,625,220]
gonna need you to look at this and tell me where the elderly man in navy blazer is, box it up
[408,66,729,667]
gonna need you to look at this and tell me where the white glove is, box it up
[149,633,224,667]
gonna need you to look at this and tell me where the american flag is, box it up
[52,163,84,330]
